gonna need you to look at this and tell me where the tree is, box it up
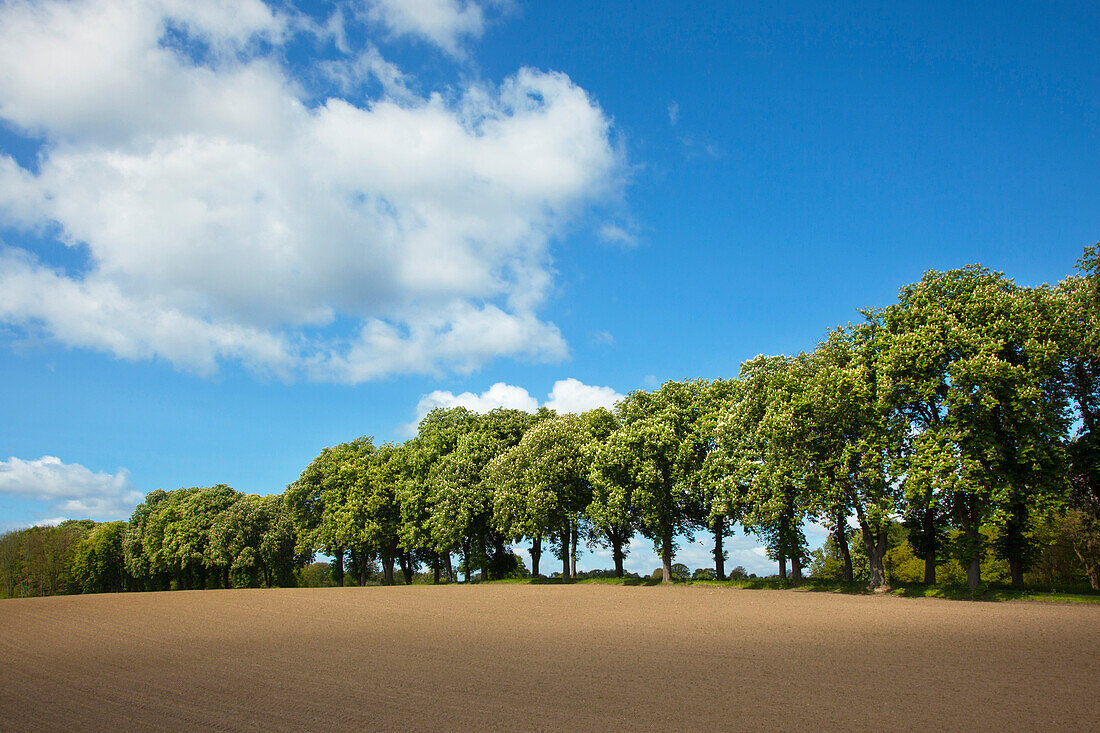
[171,485,240,588]
[209,493,300,588]
[127,486,238,590]
[426,409,537,581]
[714,356,812,582]
[354,443,406,584]
[804,322,905,589]
[398,408,481,582]
[0,521,91,597]
[582,408,635,578]
[879,266,1069,590]
[593,384,702,584]
[1060,244,1100,588]
[72,521,129,593]
[685,379,740,580]
[286,438,373,586]
[489,413,595,579]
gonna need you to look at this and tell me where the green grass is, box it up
[479,575,1100,603]
[886,583,1100,604]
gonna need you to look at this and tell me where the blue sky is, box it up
[0,0,1097,576]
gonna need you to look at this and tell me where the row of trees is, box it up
[2,245,1096,597]
[281,246,1099,592]
[0,488,303,597]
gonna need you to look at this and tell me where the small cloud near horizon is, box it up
[598,223,637,248]
[403,377,624,435]
[590,330,615,347]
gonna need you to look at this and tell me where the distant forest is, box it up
[3,244,1097,598]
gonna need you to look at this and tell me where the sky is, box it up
[0,0,1097,576]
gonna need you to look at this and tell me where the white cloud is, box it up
[0,455,143,521]
[598,223,637,248]
[0,0,622,383]
[31,517,70,527]
[667,100,679,125]
[415,381,540,417]
[544,377,622,414]
[589,330,614,347]
[678,134,723,160]
[363,0,486,57]
[405,377,623,433]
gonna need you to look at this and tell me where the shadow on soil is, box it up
[490,577,1100,603]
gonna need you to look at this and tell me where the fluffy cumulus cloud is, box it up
[0,0,621,382]
[0,455,143,521]
[407,377,623,433]
[362,0,488,56]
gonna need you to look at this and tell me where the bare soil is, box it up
[2,584,1098,731]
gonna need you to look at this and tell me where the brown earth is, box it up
[2,584,1098,731]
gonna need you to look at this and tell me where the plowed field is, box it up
[2,585,1098,731]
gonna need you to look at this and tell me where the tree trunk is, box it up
[713,516,726,580]
[381,551,396,585]
[965,522,982,592]
[399,552,413,585]
[570,522,578,578]
[1005,501,1028,589]
[530,535,541,577]
[778,508,791,582]
[491,534,507,581]
[865,527,888,589]
[481,535,490,582]
[334,547,345,587]
[351,548,368,586]
[612,535,624,578]
[922,499,937,585]
[223,567,230,590]
[444,552,453,583]
[790,553,802,585]
[462,539,470,583]
[661,529,673,584]
[835,514,853,583]
[1009,557,1024,587]
[560,524,571,581]
[433,553,441,585]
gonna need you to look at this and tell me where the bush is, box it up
[296,562,336,587]
[692,568,717,581]
[575,568,620,579]
[651,565,690,581]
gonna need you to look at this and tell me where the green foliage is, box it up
[488,413,595,575]
[296,561,336,587]
[0,521,93,598]
[71,521,129,593]
[880,266,1071,589]
[10,244,1099,601]
[592,382,715,582]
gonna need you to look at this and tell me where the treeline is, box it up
[2,246,1097,598]
[280,248,1099,592]
[0,489,301,597]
